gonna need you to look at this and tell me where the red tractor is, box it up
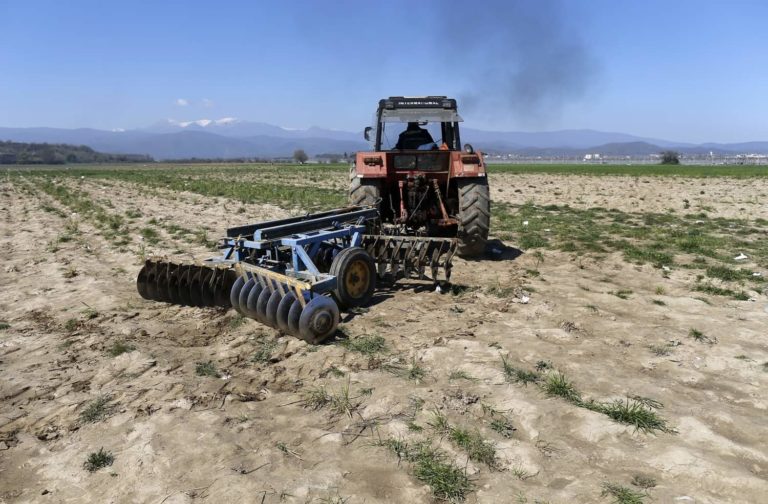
[350,96,490,257]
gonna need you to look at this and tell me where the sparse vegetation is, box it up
[83,448,115,472]
[601,482,647,504]
[449,427,499,469]
[107,340,136,357]
[378,438,473,501]
[648,343,672,356]
[501,356,540,385]
[689,328,716,344]
[195,361,221,378]
[449,370,477,382]
[543,372,582,403]
[301,381,360,418]
[252,338,279,363]
[80,396,112,423]
[489,417,516,438]
[340,334,387,355]
[631,475,657,489]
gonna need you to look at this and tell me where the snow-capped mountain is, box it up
[141,117,361,142]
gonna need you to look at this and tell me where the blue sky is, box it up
[1,0,766,142]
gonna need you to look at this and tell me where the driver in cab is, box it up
[395,122,434,150]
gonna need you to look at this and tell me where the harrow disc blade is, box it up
[214,269,236,307]
[245,281,264,320]
[361,235,457,283]
[276,292,296,333]
[144,261,160,301]
[137,262,152,300]
[298,296,339,344]
[238,278,256,314]
[265,290,283,328]
[177,265,194,306]
[166,263,184,305]
[255,287,272,323]
[287,298,303,337]
[155,262,173,303]
[188,266,205,307]
[200,268,216,307]
[230,276,245,314]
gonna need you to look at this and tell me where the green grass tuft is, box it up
[542,372,582,403]
[601,482,647,504]
[80,395,112,423]
[252,338,278,363]
[379,438,473,501]
[489,417,516,438]
[501,356,540,385]
[84,448,114,472]
[340,334,387,355]
[449,427,499,469]
[195,361,221,378]
[592,398,674,433]
[689,328,716,344]
[107,340,135,357]
[448,370,477,382]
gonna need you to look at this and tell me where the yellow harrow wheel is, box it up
[330,247,376,309]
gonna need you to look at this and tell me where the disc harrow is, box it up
[137,259,236,308]
[135,206,457,344]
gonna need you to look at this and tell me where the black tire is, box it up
[348,164,381,209]
[456,177,491,258]
[330,247,376,309]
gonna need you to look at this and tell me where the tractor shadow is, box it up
[336,239,522,329]
[478,239,523,262]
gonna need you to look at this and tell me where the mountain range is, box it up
[1,118,767,159]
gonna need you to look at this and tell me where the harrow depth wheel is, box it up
[330,247,376,309]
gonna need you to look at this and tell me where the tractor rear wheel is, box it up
[349,165,381,209]
[456,178,490,258]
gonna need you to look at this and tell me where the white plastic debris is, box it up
[519,295,530,304]
[674,497,694,502]
[662,266,671,271]
[752,272,762,277]
[544,228,551,232]
[522,220,529,226]
[734,253,748,261]
[435,284,442,294]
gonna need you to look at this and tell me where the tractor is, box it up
[350,96,490,257]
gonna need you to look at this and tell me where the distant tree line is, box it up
[160,157,278,164]
[0,141,153,165]
[660,150,681,165]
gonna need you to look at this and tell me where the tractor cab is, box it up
[365,96,464,153]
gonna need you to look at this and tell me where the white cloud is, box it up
[202,98,214,108]
[175,98,189,107]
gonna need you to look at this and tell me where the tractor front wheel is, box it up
[349,165,381,209]
[456,178,490,258]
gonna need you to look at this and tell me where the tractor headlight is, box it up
[464,143,474,154]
